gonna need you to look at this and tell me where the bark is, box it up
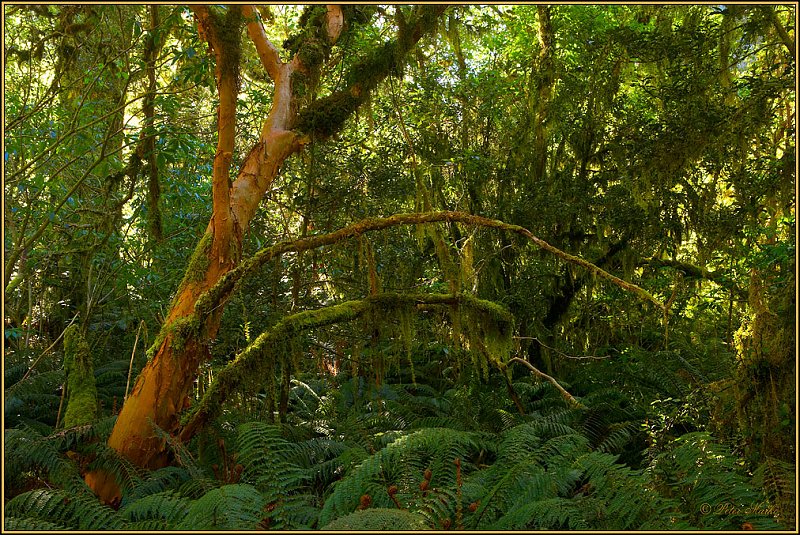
[85,5,442,505]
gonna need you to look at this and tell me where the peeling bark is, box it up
[86,5,446,505]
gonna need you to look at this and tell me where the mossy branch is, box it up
[180,292,512,439]
[640,257,746,300]
[195,211,664,329]
[295,5,448,139]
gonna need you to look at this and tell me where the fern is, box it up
[4,426,84,494]
[649,432,784,529]
[118,489,191,529]
[320,508,430,530]
[174,484,266,530]
[4,516,69,531]
[5,488,123,530]
[753,456,796,527]
[235,422,316,529]
[319,427,482,527]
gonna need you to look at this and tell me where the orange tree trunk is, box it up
[85,4,447,504]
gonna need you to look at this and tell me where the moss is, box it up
[295,91,365,138]
[62,324,97,428]
[183,292,516,435]
[170,232,213,310]
[146,314,202,360]
[208,6,243,84]
[322,508,430,530]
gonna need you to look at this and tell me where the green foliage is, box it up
[234,422,316,529]
[3,3,794,531]
[175,484,266,530]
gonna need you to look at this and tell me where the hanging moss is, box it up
[181,292,515,437]
[62,324,97,428]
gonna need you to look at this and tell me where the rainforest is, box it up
[3,3,796,531]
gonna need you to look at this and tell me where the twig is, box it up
[55,382,67,429]
[125,320,145,401]
[514,336,612,360]
[508,357,583,408]
[20,311,80,383]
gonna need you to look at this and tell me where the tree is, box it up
[84,4,453,504]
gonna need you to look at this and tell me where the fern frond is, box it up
[649,432,784,529]
[753,456,796,526]
[319,427,482,526]
[174,484,266,530]
[5,488,122,530]
[4,426,83,492]
[321,508,430,530]
[235,422,314,529]
[4,516,68,530]
[118,489,190,528]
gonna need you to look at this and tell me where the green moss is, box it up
[62,324,97,428]
[146,314,202,360]
[208,6,243,84]
[295,91,365,138]
[322,508,430,530]
[183,292,516,434]
[170,232,213,310]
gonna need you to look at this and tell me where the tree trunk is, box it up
[85,4,447,504]
[85,5,305,504]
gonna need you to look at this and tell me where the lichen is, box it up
[62,324,97,428]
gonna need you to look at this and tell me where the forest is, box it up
[2,3,796,531]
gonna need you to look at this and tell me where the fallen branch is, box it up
[508,357,583,408]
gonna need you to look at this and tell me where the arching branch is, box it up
[193,211,664,329]
[180,292,511,439]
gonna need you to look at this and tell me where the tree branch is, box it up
[195,211,665,326]
[191,5,241,259]
[295,4,449,139]
[180,292,510,439]
[242,5,283,80]
[508,357,583,408]
[765,6,795,60]
[640,257,746,300]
